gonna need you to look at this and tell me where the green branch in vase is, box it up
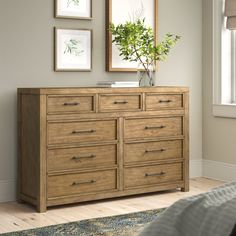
[109,18,181,75]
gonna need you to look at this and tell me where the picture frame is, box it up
[54,28,92,72]
[55,0,92,20]
[105,0,158,72]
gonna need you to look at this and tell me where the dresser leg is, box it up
[37,197,47,213]
[181,186,190,192]
[37,204,47,213]
[17,198,25,204]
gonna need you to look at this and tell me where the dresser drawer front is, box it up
[48,145,117,172]
[48,120,117,145]
[146,94,183,110]
[125,117,183,139]
[124,140,183,164]
[99,94,141,112]
[47,96,94,114]
[48,169,117,198]
[124,163,183,189]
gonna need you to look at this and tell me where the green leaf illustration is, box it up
[67,0,80,8]
[64,39,84,57]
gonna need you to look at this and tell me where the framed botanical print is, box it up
[54,28,92,71]
[55,0,92,20]
[105,0,158,72]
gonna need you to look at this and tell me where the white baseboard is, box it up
[190,159,203,178]
[203,159,236,182]
[190,159,236,181]
[0,180,16,203]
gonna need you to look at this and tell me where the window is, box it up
[221,14,233,104]
[213,0,236,117]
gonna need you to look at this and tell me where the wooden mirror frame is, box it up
[105,0,158,72]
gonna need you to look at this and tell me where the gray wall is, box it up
[203,0,236,166]
[0,0,202,202]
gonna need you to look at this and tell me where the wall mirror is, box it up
[105,0,158,72]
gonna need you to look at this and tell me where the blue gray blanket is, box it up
[139,182,236,236]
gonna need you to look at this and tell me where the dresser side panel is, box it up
[19,94,41,201]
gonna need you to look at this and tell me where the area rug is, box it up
[1,208,165,236]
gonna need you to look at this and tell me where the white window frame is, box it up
[231,31,236,103]
[212,0,236,118]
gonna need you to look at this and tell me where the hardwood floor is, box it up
[0,178,224,234]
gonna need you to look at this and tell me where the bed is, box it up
[139,182,236,236]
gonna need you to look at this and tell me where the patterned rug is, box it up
[1,208,165,236]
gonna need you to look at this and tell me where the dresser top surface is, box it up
[18,86,189,95]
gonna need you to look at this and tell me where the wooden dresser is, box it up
[18,87,189,212]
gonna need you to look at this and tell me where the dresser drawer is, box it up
[48,120,117,145]
[47,95,94,114]
[48,145,117,172]
[124,163,183,189]
[146,94,183,110]
[48,169,117,198]
[99,94,141,112]
[124,140,183,164]
[124,117,183,139]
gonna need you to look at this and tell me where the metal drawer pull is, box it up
[113,101,128,104]
[145,171,166,177]
[71,180,96,186]
[145,125,166,130]
[71,154,96,162]
[159,100,172,103]
[72,129,96,134]
[145,148,166,153]
[64,102,80,106]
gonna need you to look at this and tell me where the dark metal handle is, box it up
[145,148,166,153]
[159,100,172,103]
[64,102,80,106]
[145,171,166,177]
[72,129,96,134]
[113,101,128,104]
[71,180,96,186]
[71,154,96,162]
[145,125,166,130]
